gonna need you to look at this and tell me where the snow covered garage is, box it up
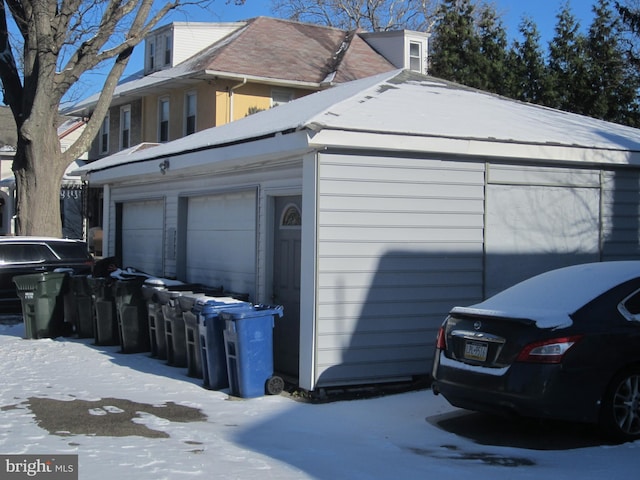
[77,70,640,392]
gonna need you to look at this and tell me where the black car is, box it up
[431,261,640,442]
[0,237,94,312]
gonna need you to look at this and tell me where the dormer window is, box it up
[164,35,172,66]
[409,42,422,72]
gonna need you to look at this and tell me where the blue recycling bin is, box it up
[196,296,251,389]
[222,305,284,398]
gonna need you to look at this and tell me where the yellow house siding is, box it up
[213,80,315,124]
[139,80,315,144]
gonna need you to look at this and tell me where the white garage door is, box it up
[485,184,600,296]
[121,200,165,275]
[185,190,256,298]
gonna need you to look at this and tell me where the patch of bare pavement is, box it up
[3,397,207,438]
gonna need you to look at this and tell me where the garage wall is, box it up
[314,152,486,387]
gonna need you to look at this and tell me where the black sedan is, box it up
[431,261,640,442]
[0,237,94,312]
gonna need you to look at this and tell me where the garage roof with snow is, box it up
[76,69,640,178]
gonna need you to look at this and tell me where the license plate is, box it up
[464,340,488,362]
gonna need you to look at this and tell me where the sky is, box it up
[168,0,599,43]
[1,317,639,479]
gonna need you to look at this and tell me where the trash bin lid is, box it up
[195,296,251,316]
[176,292,207,311]
[221,304,284,320]
[196,295,249,307]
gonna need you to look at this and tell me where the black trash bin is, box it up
[87,275,119,346]
[175,292,205,378]
[114,274,150,354]
[170,285,224,377]
[142,279,169,359]
[58,268,78,333]
[69,274,94,338]
[197,296,251,390]
[13,272,69,339]
[159,289,189,367]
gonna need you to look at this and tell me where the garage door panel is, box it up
[186,190,256,297]
[121,200,164,276]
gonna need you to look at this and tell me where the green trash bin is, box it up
[13,272,68,339]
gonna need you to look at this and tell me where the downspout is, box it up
[228,78,247,123]
[102,184,111,257]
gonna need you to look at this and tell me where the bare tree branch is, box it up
[271,0,440,32]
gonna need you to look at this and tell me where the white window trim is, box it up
[119,105,131,150]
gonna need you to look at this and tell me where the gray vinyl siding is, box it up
[601,169,640,260]
[314,153,485,387]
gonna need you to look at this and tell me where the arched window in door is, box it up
[280,203,301,228]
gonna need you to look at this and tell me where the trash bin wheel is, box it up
[266,375,285,395]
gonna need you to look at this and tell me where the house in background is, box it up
[66,17,429,236]
[76,70,640,392]
[0,109,87,237]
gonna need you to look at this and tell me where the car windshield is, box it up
[452,261,640,328]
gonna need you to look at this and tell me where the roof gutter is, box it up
[202,70,326,89]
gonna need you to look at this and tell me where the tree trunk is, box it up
[13,117,66,238]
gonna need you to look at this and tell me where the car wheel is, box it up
[600,368,640,442]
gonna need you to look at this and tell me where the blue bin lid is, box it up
[221,304,284,320]
[195,296,251,314]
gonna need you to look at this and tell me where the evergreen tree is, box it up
[547,3,588,113]
[507,18,549,104]
[586,0,640,125]
[476,4,509,95]
[616,0,640,69]
[429,0,482,87]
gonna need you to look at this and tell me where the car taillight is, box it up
[516,335,583,364]
[436,326,446,350]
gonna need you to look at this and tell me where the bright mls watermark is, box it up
[0,455,77,479]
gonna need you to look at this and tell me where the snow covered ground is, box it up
[1,319,638,479]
